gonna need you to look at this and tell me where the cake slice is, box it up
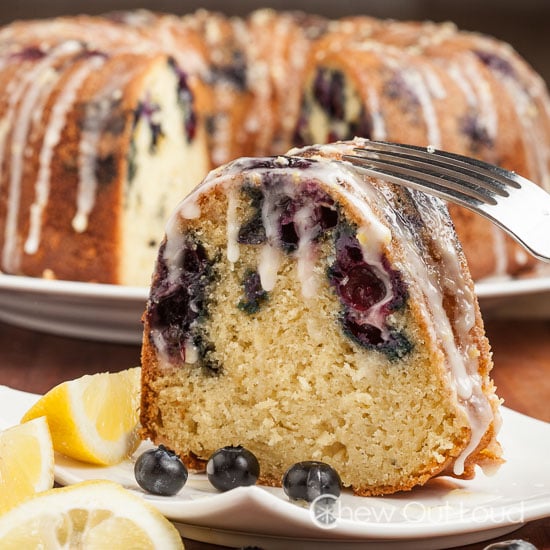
[140,139,502,496]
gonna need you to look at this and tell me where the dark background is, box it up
[1,1,548,85]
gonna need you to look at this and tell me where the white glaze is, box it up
[1,40,83,272]
[391,186,494,475]
[24,55,107,254]
[73,70,137,233]
[258,243,281,292]
[293,201,320,299]
[226,186,241,263]
[462,56,498,141]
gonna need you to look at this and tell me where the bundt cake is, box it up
[140,139,502,496]
[0,9,548,284]
[294,17,550,279]
[0,15,211,284]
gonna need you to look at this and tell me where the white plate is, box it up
[1,385,549,549]
[0,274,148,343]
[1,273,550,343]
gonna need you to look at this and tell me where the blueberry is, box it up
[343,315,384,346]
[168,58,197,142]
[328,225,410,359]
[319,205,339,230]
[94,153,118,184]
[329,71,345,120]
[275,180,338,253]
[277,194,300,252]
[474,50,515,78]
[9,46,46,62]
[242,157,313,171]
[133,99,164,153]
[306,68,372,143]
[209,50,247,91]
[335,264,386,311]
[237,177,337,252]
[282,461,342,502]
[312,68,345,120]
[460,112,493,151]
[238,214,266,245]
[384,72,419,108]
[292,109,309,147]
[134,445,188,496]
[482,540,538,550]
[329,232,387,311]
[313,68,331,113]
[147,235,217,367]
[349,107,373,140]
[206,446,260,492]
[238,270,268,314]
[342,312,412,359]
[238,185,266,245]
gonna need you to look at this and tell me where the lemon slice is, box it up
[0,416,55,514]
[0,480,184,549]
[22,367,141,465]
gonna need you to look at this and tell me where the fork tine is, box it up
[350,146,510,198]
[345,151,500,204]
[344,140,550,263]
[343,156,490,208]
[354,141,523,191]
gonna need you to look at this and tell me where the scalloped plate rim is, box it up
[1,384,548,544]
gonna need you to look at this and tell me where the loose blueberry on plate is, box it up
[206,445,260,492]
[482,541,538,550]
[134,445,188,496]
[282,461,342,502]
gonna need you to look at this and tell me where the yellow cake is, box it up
[140,139,502,496]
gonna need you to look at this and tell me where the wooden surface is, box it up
[0,318,548,550]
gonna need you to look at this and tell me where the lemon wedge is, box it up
[0,480,184,549]
[0,416,55,514]
[22,367,141,465]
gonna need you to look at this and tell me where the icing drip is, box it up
[258,181,283,291]
[294,201,319,298]
[162,214,185,286]
[25,55,107,254]
[500,71,549,190]
[1,40,83,272]
[462,57,498,141]
[179,197,201,219]
[73,71,135,233]
[258,243,281,292]
[401,189,495,474]
[469,36,550,190]
[448,63,478,108]
[226,186,240,263]
[367,90,387,141]
[452,387,492,476]
[355,227,395,337]
[400,66,441,148]
[378,54,441,148]
[420,65,446,100]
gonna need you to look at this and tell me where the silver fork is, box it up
[343,141,550,262]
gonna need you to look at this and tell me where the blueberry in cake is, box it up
[140,139,502,496]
